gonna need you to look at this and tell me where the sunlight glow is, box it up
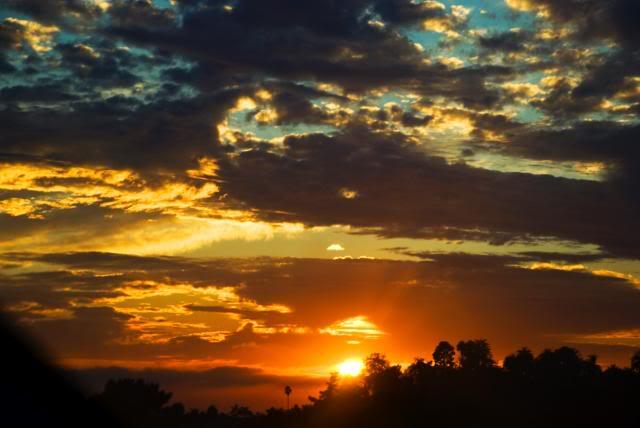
[337,359,364,377]
[320,316,385,339]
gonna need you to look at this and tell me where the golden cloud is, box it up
[4,17,59,53]
[320,316,385,339]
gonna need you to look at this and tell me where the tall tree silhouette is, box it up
[432,341,456,368]
[284,385,292,410]
[456,339,495,369]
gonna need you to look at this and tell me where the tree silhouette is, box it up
[93,379,172,427]
[432,340,456,368]
[365,353,390,375]
[229,404,253,418]
[284,385,292,410]
[534,346,600,378]
[456,339,495,369]
[503,347,534,376]
[9,316,640,428]
[632,349,640,373]
[363,353,402,397]
[405,358,433,385]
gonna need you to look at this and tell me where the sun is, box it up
[337,358,364,377]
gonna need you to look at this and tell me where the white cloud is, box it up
[326,243,345,251]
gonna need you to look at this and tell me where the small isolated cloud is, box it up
[326,243,345,251]
[339,188,358,199]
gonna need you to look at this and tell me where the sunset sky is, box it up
[1,0,639,410]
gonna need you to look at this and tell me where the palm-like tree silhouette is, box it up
[284,385,292,410]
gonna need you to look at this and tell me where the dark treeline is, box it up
[89,340,640,428]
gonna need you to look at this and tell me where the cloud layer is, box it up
[1,0,639,407]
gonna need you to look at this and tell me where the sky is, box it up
[1,0,640,411]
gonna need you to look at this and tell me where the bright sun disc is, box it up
[338,359,364,377]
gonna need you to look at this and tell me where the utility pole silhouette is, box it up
[284,385,292,410]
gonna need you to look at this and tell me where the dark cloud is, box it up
[220,125,640,257]
[0,82,78,102]
[104,0,509,105]
[494,1,640,122]
[400,250,608,265]
[25,306,133,357]
[0,53,15,73]
[262,91,331,126]
[0,20,23,51]
[108,0,176,30]
[530,49,640,119]
[0,90,241,173]
[498,121,640,196]
[479,30,529,52]
[503,121,640,163]
[372,0,455,28]
[55,42,143,88]
[523,0,640,46]
[2,0,104,28]
[570,48,640,110]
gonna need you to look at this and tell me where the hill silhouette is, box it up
[2,316,639,428]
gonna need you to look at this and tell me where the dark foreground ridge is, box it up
[2,317,640,428]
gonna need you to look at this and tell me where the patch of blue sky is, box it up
[0,8,24,21]
[403,29,442,52]
[520,70,545,84]
[515,105,545,123]
[371,91,415,108]
[56,30,82,45]
[152,0,177,8]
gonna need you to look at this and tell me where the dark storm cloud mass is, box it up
[221,126,640,257]
[0,91,239,173]
[521,0,640,46]
[103,0,505,102]
[502,122,640,166]
[495,121,640,197]
[107,0,176,30]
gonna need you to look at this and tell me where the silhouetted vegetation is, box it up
[4,320,640,428]
[85,341,640,428]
